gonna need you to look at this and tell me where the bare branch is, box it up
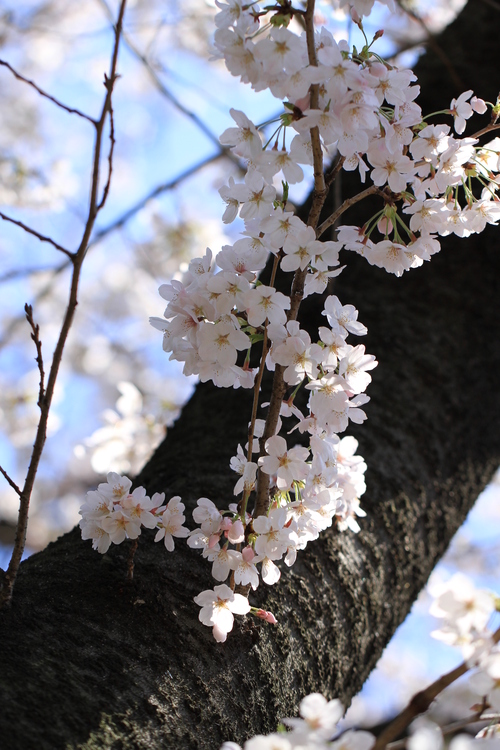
[96,74,116,211]
[0,59,97,125]
[127,539,139,581]
[24,304,45,410]
[95,0,239,164]
[90,151,231,246]
[470,122,500,140]
[394,2,463,91]
[0,467,21,497]
[0,211,73,258]
[325,155,345,187]
[0,0,129,609]
[316,185,388,238]
[0,261,70,353]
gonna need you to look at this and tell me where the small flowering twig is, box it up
[246,251,281,462]
[146,0,500,643]
[254,0,332,520]
[373,626,500,749]
[317,185,387,238]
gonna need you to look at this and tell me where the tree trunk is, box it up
[1,1,500,747]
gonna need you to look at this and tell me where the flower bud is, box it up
[242,545,255,563]
[255,608,278,624]
[228,519,245,544]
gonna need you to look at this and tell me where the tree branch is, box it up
[0,59,97,124]
[0,466,21,497]
[316,186,386,238]
[95,0,239,162]
[0,0,129,608]
[0,211,73,258]
[24,304,45,410]
[90,151,229,246]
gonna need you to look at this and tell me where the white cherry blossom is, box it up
[194,584,250,642]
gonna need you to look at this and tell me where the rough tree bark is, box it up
[1,1,499,748]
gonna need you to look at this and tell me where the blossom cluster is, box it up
[83,0,500,646]
[186,429,368,640]
[213,0,500,277]
[79,472,189,554]
[220,690,497,750]
[221,692,375,750]
[430,574,500,718]
[146,0,500,642]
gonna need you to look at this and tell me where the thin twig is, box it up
[0,0,128,608]
[95,0,238,162]
[254,0,327,519]
[0,154,232,352]
[127,539,139,580]
[0,59,97,124]
[394,2,463,91]
[0,211,73,258]
[0,467,21,497]
[0,261,70,352]
[317,185,386,238]
[374,628,500,749]
[325,155,345,187]
[470,123,500,140]
[24,304,45,409]
[90,151,229,246]
[246,252,281,463]
[97,74,116,211]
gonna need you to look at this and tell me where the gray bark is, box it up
[1,1,500,748]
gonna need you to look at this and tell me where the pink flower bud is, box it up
[242,545,255,563]
[220,517,232,532]
[377,217,393,235]
[255,609,278,624]
[228,519,245,544]
[350,8,361,24]
[374,29,384,40]
[471,96,487,114]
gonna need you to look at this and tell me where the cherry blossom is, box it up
[82,0,500,650]
[194,584,250,642]
[258,435,310,491]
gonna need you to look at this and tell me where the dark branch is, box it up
[0,466,21,497]
[90,151,230,245]
[0,211,73,258]
[24,304,45,410]
[0,59,97,124]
